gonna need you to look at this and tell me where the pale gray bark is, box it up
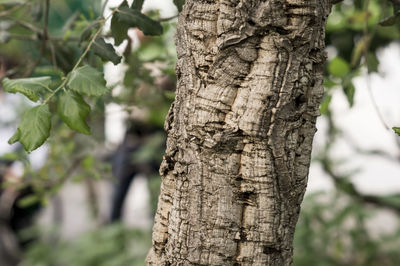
[148,0,332,265]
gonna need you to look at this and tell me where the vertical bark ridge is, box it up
[148,0,332,265]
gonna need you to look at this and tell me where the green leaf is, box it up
[111,0,130,46]
[328,57,350,78]
[82,155,95,169]
[379,15,398,26]
[323,78,337,89]
[9,105,52,152]
[173,0,185,12]
[343,81,355,107]
[17,194,40,208]
[92,37,122,65]
[2,76,52,102]
[118,7,163,36]
[393,127,400,136]
[379,10,400,26]
[80,21,99,43]
[367,52,379,73]
[320,94,332,116]
[67,66,108,97]
[58,91,91,135]
[351,35,372,67]
[131,0,144,10]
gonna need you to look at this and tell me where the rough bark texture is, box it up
[148,0,332,265]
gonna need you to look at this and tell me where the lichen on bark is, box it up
[148,0,332,265]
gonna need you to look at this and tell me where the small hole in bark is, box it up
[263,246,280,254]
[275,26,290,35]
[295,94,307,108]
[247,19,256,26]
[238,191,256,205]
[235,176,244,182]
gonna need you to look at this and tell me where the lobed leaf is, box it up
[92,37,122,65]
[111,0,130,46]
[8,105,52,152]
[117,7,163,36]
[2,76,52,102]
[58,91,91,135]
[67,66,108,97]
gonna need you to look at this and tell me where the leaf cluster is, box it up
[1,0,183,152]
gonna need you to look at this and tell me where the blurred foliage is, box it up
[22,224,151,266]
[294,192,400,266]
[324,0,400,113]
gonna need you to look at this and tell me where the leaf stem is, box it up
[42,8,118,105]
[71,9,117,73]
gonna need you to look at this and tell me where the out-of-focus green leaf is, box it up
[92,37,122,65]
[80,21,99,43]
[328,57,350,78]
[367,52,379,73]
[343,81,355,107]
[379,15,398,26]
[17,194,40,208]
[2,77,52,102]
[379,9,400,26]
[320,94,332,116]
[393,127,400,136]
[173,0,185,12]
[323,78,337,89]
[351,35,372,67]
[82,155,95,170]
[118,7,163,36]
[9,105,52,152]
[58,91,91,135]
[67,66,108,97]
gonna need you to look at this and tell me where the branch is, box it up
[0,0,31,17]
[320,157,400,214]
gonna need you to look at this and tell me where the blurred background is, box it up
[0,0,399,265]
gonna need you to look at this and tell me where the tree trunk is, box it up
[148,0,332,265]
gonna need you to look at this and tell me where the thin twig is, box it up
[320,157,400,214]
[6,16,42,34]
[41,0,50,54]
[363,0,390,130]
[365,75,390,130]
[158,14,178,22]
[49,42,58,68]
[101,0,110,15]
[0,0,31,17]
[43,8,118,104]
[22,0,51,77]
